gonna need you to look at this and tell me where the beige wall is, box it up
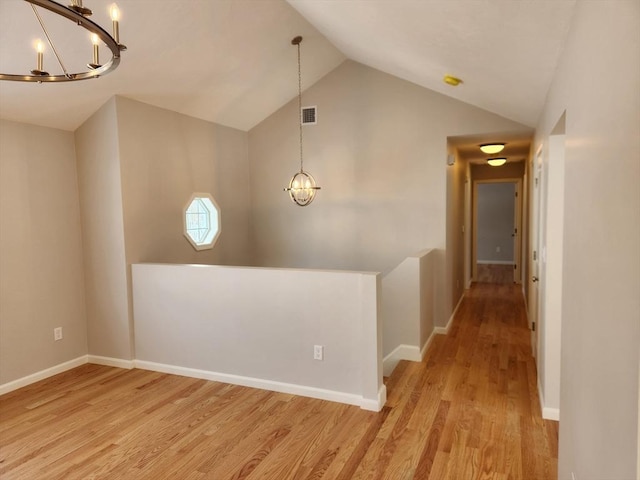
[446,149,467,309]
[534,1,639,478]
[471,161,525,181]
[75,99,132,360]
[115,97,251,267]
[0,120,88,384]
[74,97,253,362]
[249,60,529,326]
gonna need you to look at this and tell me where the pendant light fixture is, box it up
[284,36,320,206]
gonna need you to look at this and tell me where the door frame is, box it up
[528,146,544,356]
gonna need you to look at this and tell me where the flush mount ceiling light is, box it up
[487,158,507,167]
[284,36,321,207]
[0,0,126,83]
[480,143,506,154]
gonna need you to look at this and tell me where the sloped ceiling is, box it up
[0,0,575,132]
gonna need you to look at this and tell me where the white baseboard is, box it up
[434,293,464,335]
[87,355,135,369]
[542,406,560,421]
[382,344,421,377]
[537,376,560,421]
[0,355,88,396]
[421,330,436,359]
[477,260,515,265]
[361,385,387,412]
[135,360,384,412]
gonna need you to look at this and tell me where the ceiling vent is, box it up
[301,106,317,125]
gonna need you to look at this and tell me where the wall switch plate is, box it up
[54,327,63,341]
[313,345,324,361]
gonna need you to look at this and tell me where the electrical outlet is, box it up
[313,345,324,361]
[496,246,501,253]
[54,327,63,341]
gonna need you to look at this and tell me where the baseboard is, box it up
[135,360,383,411]
[361,385,387,412]
[87,355,135,369]
[0,355,88,396]
[434,293,464,335]
[382,344,421,376]
[477,260,515,265]
[420,330,436,359]
[537,376,560,421]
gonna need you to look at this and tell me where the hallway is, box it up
[389,282,559,478]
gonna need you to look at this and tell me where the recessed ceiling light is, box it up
[487,158,507,167]
[443,75,463,86]
[480,143,505,154]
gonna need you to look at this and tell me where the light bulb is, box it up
[36,40,44,53]
[91,33,100,46]
[110,4,120,21]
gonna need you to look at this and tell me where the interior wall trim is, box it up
[538,375,560,421]
[134,360,385,412]
[0,355,88,396]
[87,355,135,370]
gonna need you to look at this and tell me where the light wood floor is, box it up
[0,283,557,479]
[476,263,515,284]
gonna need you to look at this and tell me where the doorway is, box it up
[472,178,522,284]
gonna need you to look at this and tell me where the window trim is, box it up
[183,192,221,251]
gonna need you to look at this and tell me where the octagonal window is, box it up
[183,193,220,251]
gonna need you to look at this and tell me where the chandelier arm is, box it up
[31,3,70,78]
[0,0,123,82]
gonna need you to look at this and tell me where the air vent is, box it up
[301,106,317,125]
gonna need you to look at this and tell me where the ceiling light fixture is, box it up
[0,0,126,83]
[284,36,321,207]
[487,158,507,167]
[480,143,506,154]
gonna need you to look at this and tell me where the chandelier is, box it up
[283,36,321,207]
[0,0,126,82]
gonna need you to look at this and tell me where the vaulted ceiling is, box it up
[0,0,576,134]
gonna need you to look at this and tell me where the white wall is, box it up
[248,60,530,327]
[132,263,384,410]
[0,120,88,385]
[535,1,640,478]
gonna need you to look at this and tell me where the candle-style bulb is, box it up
[89,33,100,68]
[110,4,120,21]
[32,39,48,76]
[110,4,121,44]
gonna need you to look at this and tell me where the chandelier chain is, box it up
[297,41,304,173]
[31,4,70,77]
